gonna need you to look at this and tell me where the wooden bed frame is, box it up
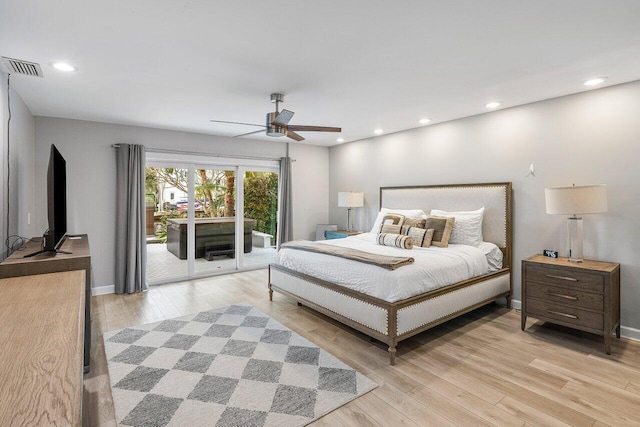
[269,182,512,365]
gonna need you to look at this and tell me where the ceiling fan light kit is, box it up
[266,112,285,137]
[211,93,341,142]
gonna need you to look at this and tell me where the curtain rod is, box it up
[111,145,293,162]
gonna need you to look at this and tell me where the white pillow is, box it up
[430,207,484,247]
[370,208,426,233]
[478,241,503,271]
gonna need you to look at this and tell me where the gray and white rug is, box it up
[104,303,377,426]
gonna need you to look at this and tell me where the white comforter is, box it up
[274,232,491,303]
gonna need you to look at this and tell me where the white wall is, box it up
[33,117,329,289]
[1,72,35,260]
[329,80,640,332]
[290,143,330,241]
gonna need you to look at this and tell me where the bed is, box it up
[268,182,512,364]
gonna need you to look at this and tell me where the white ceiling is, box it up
[2,0,640,147]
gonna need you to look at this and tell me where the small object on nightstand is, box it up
[316,224,338,241]
[521,254,620,354]
[543,249,558,258]
[324,230,362,240]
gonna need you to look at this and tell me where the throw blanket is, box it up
[280,240,414,270]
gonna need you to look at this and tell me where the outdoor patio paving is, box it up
[146,242,276,283]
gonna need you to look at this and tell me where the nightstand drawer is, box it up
[526,298,603,331]
[525,264,603,293]
[525,282,603,311]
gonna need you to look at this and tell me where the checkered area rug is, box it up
[104,303,377,426]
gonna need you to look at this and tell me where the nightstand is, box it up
[324,230,362,239]
[521,254,620,354]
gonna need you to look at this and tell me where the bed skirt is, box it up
[269,263,510,364]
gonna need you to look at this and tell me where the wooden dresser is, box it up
[0,271,85,426]
[0,235,92,371]
[521,254,620,354]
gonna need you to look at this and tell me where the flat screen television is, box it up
[43,144,67,251]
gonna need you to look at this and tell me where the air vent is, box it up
[1,57,44,78]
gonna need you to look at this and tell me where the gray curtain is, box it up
[115,144,147,294]
[277,156,293,247]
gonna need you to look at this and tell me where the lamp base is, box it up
[346,208,353,232]
[567,216,583,262]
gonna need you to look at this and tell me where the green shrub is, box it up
[244,172,278,237]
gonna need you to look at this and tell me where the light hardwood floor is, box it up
[84,269,640,426]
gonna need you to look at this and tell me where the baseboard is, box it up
[620,326,640,342]
[92,285,115,296]
[510,299,639,342]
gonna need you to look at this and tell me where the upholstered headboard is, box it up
[380,183,512,268]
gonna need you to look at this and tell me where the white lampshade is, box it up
[545,185,607,215]
[338,192,364,208]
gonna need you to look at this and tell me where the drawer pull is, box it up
[546,274,578,282]
[547,292,578,300]
[547,310,578,319]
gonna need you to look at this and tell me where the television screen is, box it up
[44,144,67,251]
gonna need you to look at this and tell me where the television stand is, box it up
[0,235,92,372]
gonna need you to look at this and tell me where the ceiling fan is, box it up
[210,93,341,142]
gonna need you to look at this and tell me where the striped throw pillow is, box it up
[377,233,414,249]
[403,226,435,247]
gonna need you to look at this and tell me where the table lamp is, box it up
[338,191,364,232]
[544,184,607,262]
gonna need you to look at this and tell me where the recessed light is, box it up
[486,102,501,109]
[584,77,606,86]
[336,138,345,143]
[374,129,384,134]
[52,62,76,72]
[419,118,431,124]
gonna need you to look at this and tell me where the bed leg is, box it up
[297,302,302,306]
[506,295,512,309]
[388,346,397,366]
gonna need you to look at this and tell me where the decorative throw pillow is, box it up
[381,224,402,234]
[377,233,414,249]
[425,216,455,247]
[370,208,425,233]
[430,207,484,247]
[402,226,435,247]
[422,228,435,247]
[378,214,404,232]
[403,218,426,229]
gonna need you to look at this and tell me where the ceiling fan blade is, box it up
[286,130,305,142]
[234,129,265,138]
[272,109,295,127]
[210,119,265,128]
[285,125,341,132]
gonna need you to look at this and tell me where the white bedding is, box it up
[275,233,497,303]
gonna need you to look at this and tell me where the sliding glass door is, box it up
[193,166,237,276]
[242,169,278,267]
[146,163,190,283]
[145,158,278,285]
